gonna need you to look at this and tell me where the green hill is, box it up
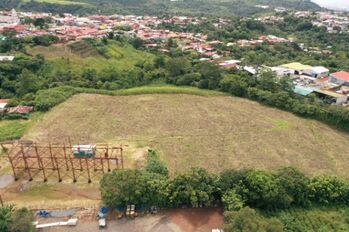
[1,0,322,16]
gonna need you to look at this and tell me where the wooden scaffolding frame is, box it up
[2,141,124,183]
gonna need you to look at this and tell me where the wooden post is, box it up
[35,144,47,182]
[49,144,56,170]
[21,144,32,181]
[120,146,124,169]
[6,147,17,181]
[85,158,91,183]
[106,146,110,172]
[69,155,77,183]
[63,145,69,171]
[93,156,96,172]
[101,157,105,174]
[54,156,62,182]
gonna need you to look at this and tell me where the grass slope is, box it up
[27,41,154,74]
[0,113,43,141]
[24,93,349,178]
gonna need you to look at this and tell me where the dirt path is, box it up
[39,208,223,232]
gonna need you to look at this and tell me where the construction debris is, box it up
[34,218,78,229]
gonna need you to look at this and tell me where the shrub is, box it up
[168,167,219,208]
[0,205,14,232]
[144,150,168,177]
[309,176,349,204]
[223,207,283,232]
[33,86,77,111]
[222,190,245,211]
[8,208,34,232]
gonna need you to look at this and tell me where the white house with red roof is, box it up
[330,71,349,86]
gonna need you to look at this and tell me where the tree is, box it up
[165,57,191,80]
[168,168,219,207]
[16,69,43,96]
[8,208,34,232]
[195,62,222,90]
[223,207,283,232]
[220,74,248,97]
[257,70,280,93]
[100,169,146,208]
[276,167,311,207]
[32,35,59,46]
[130,37,144,49]
[175,73,200,86]
[100,169,169,209]
[222,190,244,211]
[309,175,348,204]
[242,170,286,209]
[279,76,294,93]
[33,18,46,29]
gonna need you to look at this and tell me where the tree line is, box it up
[100,150,349,232]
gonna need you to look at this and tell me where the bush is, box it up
[309,176,349,204]
[222,189,244,211]
[168,167,219,208]
[33,86,77,111]
[144,150,168,177]
[223,207,283,232]
[0,205,14,232]
[8,208,34,232]
[100,169,168,209]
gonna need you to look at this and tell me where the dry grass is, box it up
[24,93,349,178]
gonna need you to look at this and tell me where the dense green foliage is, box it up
[100,153,349,231]
[101,154,349,210]
[224,207,283,232]
[100,151,169,209]
[144,149,169,177]
[0,206,34,232]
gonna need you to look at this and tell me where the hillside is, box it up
[1,0,322,16]
[24,92,349,178]
[27,41,154,74]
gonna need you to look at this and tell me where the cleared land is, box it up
[24,93,349,178]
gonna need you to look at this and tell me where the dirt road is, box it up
[39,208,223,232]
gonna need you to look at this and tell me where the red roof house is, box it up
[330,71,349,85]
[7,106,33,114]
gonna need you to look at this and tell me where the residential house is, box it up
[280,62,312,75]
[7,106,33,114]
[330,71,349,86]
[303,66,329,78]
[313,89,348,105]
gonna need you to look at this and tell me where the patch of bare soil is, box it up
[166,208,224,232]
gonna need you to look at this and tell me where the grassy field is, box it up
[27,41,154,74]
[23,93,349,178]
[0,113,43,142]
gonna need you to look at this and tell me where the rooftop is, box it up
[331,71,349,82]
[281,62,312,71]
